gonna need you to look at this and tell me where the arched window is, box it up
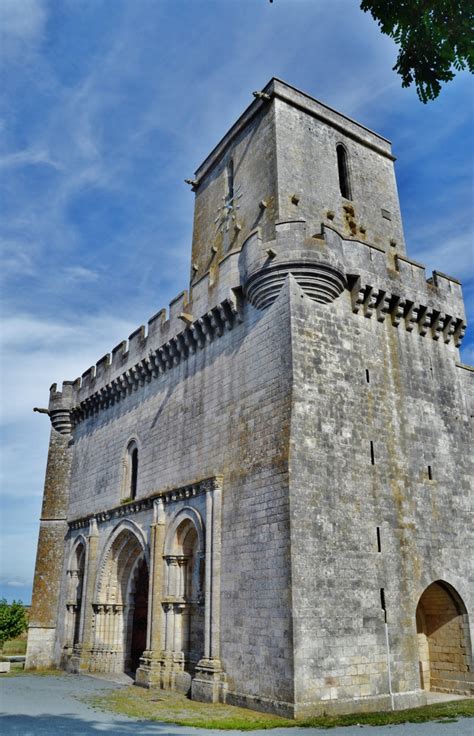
[336,144,352,200]
[123,440,138,500]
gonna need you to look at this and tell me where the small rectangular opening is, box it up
[428,465,433,480]
[365,369,370,383]
[370,441,375,465]
[376,526,381,552]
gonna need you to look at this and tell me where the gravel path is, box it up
[0,674,472,735]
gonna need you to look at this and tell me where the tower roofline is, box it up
[193,77,394,185]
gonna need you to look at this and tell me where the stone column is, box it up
[135,498,166,687]
[192,478,227,703]
[26,383,76,670]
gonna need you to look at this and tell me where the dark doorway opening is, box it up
[129,557,149,673]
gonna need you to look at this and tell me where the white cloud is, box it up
[1,313,137,423]
[0,148,61,170]
[410,230,474,282]
[0,577,29,588]
[0,0,46,39]
[62,265,99,283]
[0,239,36,277]
[0,0,47,59]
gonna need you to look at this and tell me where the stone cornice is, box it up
[68,476,222,530]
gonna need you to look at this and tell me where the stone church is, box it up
[26,79,473,716]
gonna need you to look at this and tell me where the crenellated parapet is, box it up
[47,218,467,431]
[49,292,242,427]
[349,277,466,346]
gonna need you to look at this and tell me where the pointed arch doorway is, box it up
[416,580,472,695]
[92,524,149,676]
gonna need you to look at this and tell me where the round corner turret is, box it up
[239,219,346,309]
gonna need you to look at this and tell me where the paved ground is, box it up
[0,674,472,736]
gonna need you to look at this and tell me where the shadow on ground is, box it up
[0,713,183,736]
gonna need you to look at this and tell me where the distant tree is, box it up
[0,599,27,647]
[360,0,473,102]
[269,0,473,102]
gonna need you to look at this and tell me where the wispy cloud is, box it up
[0,148,61,170]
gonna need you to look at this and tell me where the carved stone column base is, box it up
[135,650,163,688]
[66,645,92,674]
[191,658,227,703]
[137,651,192,694]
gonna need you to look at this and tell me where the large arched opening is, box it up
[93,524,149,676]
[416,580,472,694]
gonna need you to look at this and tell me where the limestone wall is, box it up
[287,256,472,713]
[62,291,295,710]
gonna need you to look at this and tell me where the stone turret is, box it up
[26,383,75,668]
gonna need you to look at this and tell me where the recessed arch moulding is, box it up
[61,479,226,703]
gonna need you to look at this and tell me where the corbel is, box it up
[430,311,443,341]
[390,296,406,327]
[453,320,466,348]
[363,287,378,319]
[404,302,418,332]
[417,306,432,336]
[376,291,391,323]
[442,315,456,344]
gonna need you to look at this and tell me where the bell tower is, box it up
[188,78,406,308]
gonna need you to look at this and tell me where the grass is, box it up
[1,637,27,656]
[90,685,474,730]
[1,666,65,677]
[90,686,292,730]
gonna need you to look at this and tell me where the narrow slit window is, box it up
[370,440,375,465]
[366,369,370,384]
[130,447,138,499]
[380,588,387,621]
[428,465,433,481]
[336,144,351,200]
[376,526,381,552]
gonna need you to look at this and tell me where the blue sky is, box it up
[1,0,473,604]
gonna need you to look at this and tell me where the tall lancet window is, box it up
[123,440,139,500]
[336,144,352,200]
[226,159,234,204]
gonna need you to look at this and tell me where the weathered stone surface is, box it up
[27,78,472,715]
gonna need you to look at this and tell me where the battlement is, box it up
[48,283,243,425]
[47,216,467,433]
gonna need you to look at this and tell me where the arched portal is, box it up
[65,540,85,652]
[416,581,472,694]
[92,524,149,675]
[163,512,205,685]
